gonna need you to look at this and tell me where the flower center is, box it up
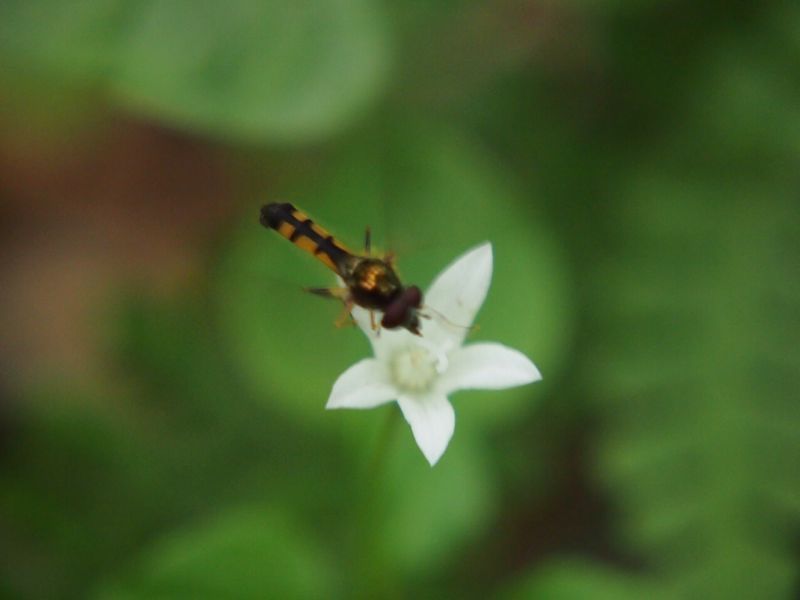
[389,343,447,394]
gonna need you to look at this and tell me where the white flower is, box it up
[326,242,542,466]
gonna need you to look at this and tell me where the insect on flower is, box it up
[329,242,543,466]
[259,202,425,335]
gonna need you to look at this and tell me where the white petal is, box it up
[423,242,493,347]
[397,394,455,466]
[350,302,376,341]
[436,342,541,395]
[350,304,416,360]
[335,276,397,357]
[327,358,398,409]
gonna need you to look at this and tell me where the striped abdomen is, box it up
[259,203,352,273]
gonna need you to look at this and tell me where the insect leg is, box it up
[334,298,356,328]
[364,226,372,254]
[305,287,356,329]
[305,286,349,300]
[368,309,382,337]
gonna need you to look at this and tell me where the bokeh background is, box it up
[1,1,799,598]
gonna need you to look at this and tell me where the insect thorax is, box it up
[345,257,403,310]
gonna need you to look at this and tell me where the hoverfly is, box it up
[260,202,424,335]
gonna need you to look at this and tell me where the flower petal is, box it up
[327,358,398,409]
[397,394,455,466]
[436,342,541,395]
[350,304,416,360]
[422,242,493,347]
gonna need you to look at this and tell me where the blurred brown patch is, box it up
[0,115,234,389]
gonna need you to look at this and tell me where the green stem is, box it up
[353,407,401,598]
[367,407,401,481]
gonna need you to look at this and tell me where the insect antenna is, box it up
[419,305,480,333]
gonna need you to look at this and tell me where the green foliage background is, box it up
[0,1,798,598]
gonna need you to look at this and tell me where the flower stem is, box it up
[367,406,401,480]
[353,407,401,597]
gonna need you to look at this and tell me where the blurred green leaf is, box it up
[112,0,390,142]
[678,39,800,166]
[0,388,164,598]
[0,0,390,142]
[378,418,494,576]
[502,560,661,600]
[590,170,800,599]
[95,505,338,599]
[217,121,572,430]
[0,0,129,76]
[777,3,800,57]
[110,293,357,527]
[113,294,237,418]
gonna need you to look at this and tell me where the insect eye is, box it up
[405,286,423,308]
[381,299,407,328]
[381,287,423,329]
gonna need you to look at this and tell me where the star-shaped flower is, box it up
[327,242,541,466]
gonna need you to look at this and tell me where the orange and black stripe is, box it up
[260,203,353,273]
